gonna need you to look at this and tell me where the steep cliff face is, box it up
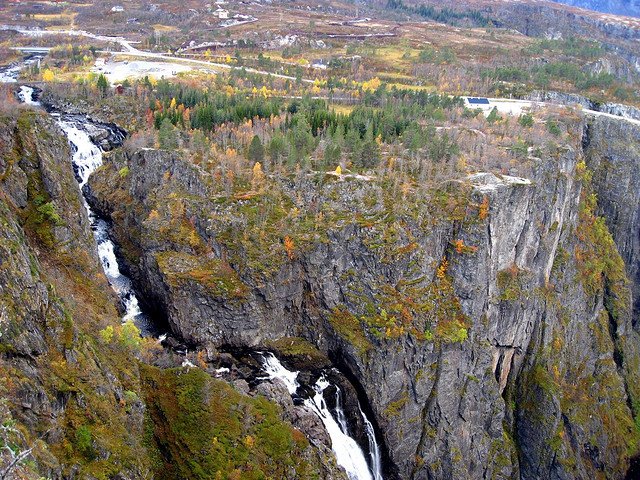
[550,0,640,18]
[0,108,150,478]
[88,113,640,479]
[0,106,345,480]
[526,90,640,120]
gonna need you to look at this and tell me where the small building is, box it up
[215,8,229,19]
[111,5,124,12]
[465,97,491,108]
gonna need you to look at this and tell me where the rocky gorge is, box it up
[79,100,640,479]
[0,91,358,479]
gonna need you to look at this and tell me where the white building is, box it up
[215,8,229,19]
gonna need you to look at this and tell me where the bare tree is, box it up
[0,420,33,480]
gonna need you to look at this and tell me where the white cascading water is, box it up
[260,353,383,480]
[17,86,150,330]
[0,55,42,83]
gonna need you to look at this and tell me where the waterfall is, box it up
[362,406,384,480]
[334,387,350,434]
[0,55,42,83]
[17,86,155,334]
[259,352,383,480]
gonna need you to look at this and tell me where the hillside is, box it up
[552,0,640,17]
[1,1,640,479]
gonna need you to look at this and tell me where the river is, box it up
[17,85,155,335]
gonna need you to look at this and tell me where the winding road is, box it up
[4,25,640,125]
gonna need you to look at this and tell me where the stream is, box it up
[0,54,42,83]
[18,85,156,335]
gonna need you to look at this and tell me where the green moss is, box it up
[575,163,629,311]
[384,391,408,418]
[497,265,525,302]
[156,251,249,300]
[328,306,372,357]
[140,364,320,480]
[266,337,329,368]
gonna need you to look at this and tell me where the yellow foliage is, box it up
[362,77,381,92]
[42,69,55,82]
[335,165,342,175]
[284,236,295,260]
[170,97,177,109]
[478,196,490,220]
[436,258,448,279]
[251,162,264,189]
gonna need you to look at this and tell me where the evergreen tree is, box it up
[267,134,287,166]
[158,118,179,151]
[487,107,501,124]
[248,135,265,164]
[97,74,109,97]
[324,142,341,168]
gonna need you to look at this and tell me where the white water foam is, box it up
[0,56,42,83]
[55,118,145,324]
[260,353,383,480]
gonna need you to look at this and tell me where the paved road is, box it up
[6,25,640,126]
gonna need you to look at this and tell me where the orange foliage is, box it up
[197,350,207,369]
[436,258,448,279]
[478,196,490,220]
[284,236,295,260]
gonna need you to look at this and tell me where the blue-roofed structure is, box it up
[466,97,490,105]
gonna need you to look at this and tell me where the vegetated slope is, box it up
[0,100,345,479]
[0,105,150,478]
[551,0,640,17]
[86,89,640,478]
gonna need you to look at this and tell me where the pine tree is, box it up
[248,135,265,164]
[158,118,179,150]
[487,107,501,124]
[97,74,109,97]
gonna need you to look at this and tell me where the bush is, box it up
[518,113,534,128]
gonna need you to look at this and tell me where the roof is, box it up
[467,97,490,105]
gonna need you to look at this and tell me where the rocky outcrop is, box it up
[1,106,345,480]
[88,112,640,479]
[527,90,640,121]
[551,0,640,19]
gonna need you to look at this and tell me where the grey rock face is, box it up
[88,111,640,479]
[527,90,640,121]
[0,110,147,478]
[584,115,640,322]
[551,0,640,18]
